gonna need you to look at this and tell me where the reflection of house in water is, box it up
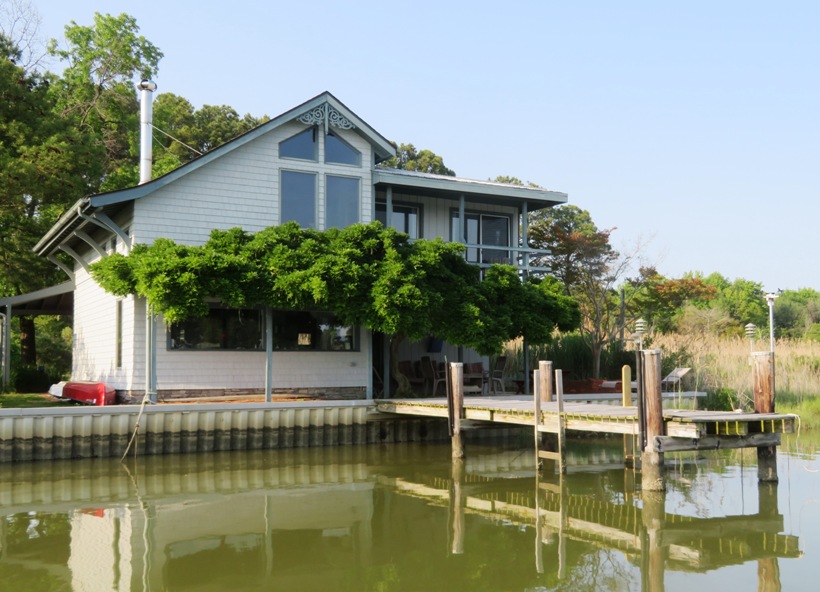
[0,446,803,590]
[0,451,376,590]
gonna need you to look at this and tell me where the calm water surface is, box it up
[1,433,818,591]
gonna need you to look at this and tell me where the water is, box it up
[1,433,818,591]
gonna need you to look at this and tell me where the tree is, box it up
[631,267,717,333]
[91,222,579,395]
[490,175,540,187]
[0,0,46,72]
[528,204,639,378]
[0,34,99,364]
[379,143,455,176]
[48,12,163,190]
[703,273,768,330]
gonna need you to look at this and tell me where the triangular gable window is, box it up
[325,132,361,166]
[280,128,317,161]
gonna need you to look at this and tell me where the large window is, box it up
[280,128,317,161]
[281,170,316,228]
[325,132,361,166]
[168,306,265,351]
[168,308,357,352]
[450,212,511,265]
[325,175,360,229]
[271,310,358,351]
[376,202,420,239]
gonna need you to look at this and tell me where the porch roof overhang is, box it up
[372,168,568,211]
[0,281,74,316]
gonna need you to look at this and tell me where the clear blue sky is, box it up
[28,0,820,291]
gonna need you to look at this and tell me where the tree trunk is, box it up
[19,316,36,365]
[592,341,602,379]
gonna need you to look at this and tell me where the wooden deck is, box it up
[375,394,797,453]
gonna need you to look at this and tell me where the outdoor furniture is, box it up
[490,356,507,393]
[424,358,447,396]
[398,360,425,392]
[661,368,691,392]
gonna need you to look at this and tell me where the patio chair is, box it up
[490,356,507,394]
[398,360,425,392]
[421,357,447,396]
[661,368,690,392]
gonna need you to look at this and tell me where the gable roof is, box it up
[35,92,395,256]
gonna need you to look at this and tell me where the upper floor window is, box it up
[325,175,360,229]
[450,212,511,266]
[376,203,420,239]
[280,128,317,161]
[325,132,361,166]
[281,170,316,228]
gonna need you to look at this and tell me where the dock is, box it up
[376,351,798,489]
[376,395,795,451]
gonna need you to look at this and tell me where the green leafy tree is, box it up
[48,12,163,191]
[703,273,768,331]
[528,204,640,378]
[632,267,717,332]
[379,142,455,176]
[91,222,579,395]
[0,34,99,364]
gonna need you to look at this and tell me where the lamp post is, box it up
[765,293,778,353]
[745,323,756,354]
[634,318,647,351]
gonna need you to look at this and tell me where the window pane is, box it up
[169,308,264,351]
[281,171,316,228]
[377,202,420,238]
[481,215,510,264]
[325,133,361,166]
[271,310,358,351]
[280,128,316,160]
[326,175,359,228]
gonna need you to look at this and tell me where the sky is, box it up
[19,0,820,291]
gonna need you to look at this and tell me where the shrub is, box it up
[12,366,61,394]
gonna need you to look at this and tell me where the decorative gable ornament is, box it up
[297,103,356,133]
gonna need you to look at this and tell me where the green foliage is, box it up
[379,142,455,176]
[1,33,100,296]
[48,12,163,190]
[91,222,580,356]
[807,323,820,342]
[699,388,737,411]
[11,365,60,393]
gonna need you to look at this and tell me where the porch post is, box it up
[1,306,10,390]
[386,186,393,228]
[521,201,529,275]
[458,194,466,243]
[265,307,273,402]
[145,301,157,403]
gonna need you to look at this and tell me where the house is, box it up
[2,91,567,399]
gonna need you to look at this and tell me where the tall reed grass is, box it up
[503,332,820,425]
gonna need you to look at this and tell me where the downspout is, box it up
[521,202,530,396]
[138,80,158,401]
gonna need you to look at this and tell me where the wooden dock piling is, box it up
[641,350,665,492]
[449,362,465,460]
[754,351,778,483]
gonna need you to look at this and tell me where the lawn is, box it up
[0,393,77,409]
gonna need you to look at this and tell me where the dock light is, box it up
[745,323,756,353]
[765,292,779,353]
[634,318,647,351]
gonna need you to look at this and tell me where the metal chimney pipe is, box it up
[138,80,157,185]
